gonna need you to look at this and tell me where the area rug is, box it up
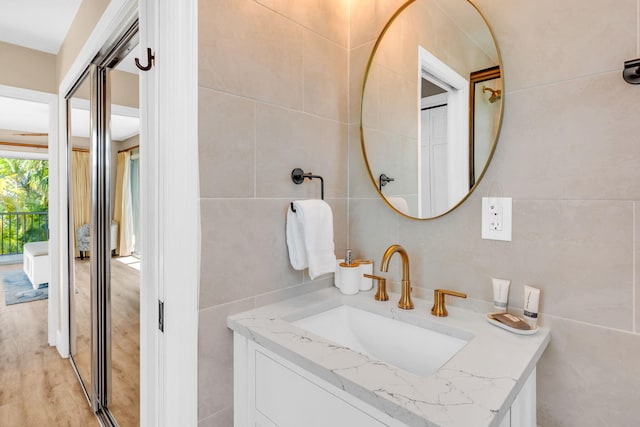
[2,270,48,305]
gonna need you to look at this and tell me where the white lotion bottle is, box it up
[492,278,511,313]
[523,285,540,327]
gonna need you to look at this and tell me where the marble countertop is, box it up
[227,287,550,427]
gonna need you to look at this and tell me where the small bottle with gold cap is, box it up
[354,259,374,291]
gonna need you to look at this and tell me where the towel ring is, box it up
[379,173,395,191]
[290,168,324,212]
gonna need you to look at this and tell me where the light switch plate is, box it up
[482,197,512,241]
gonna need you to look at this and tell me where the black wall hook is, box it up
[135,48,155,71]
[623,58,640,84]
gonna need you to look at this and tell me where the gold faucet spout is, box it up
[380,244,414,309]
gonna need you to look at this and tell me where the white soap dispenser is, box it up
[338,249,360,295]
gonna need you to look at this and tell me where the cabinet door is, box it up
[254,349,387,427]
[510,368,536,427]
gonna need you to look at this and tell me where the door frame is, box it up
[0,84,57,346]
[143,0,199,425]
[55,0,199,425]
[418,46,469,207]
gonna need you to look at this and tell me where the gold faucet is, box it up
[431,289,467,317]
[380,244,414,309]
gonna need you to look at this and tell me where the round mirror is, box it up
[360,0,503,219]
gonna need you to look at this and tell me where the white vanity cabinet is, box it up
[499,368,536,427]
[234,333,537,427]
[234,336,404,427]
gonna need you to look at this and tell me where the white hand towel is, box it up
[387,196,409,215]
[286,203,308,270]
[286,200,336,280]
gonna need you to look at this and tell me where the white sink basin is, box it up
[292,305,468,377]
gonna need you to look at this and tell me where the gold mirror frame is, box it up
[359,0,504,220]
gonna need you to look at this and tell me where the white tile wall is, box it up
[198,0,640,425]
[349,1,640,425]
[198,1,349,424]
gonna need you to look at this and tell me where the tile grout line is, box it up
[253,0,348,49]
[301,22,306,115]
[634,201,637,334]
[543,311,639,337]
[199,86,345,125]
[346,0,352,250]
[507,68,626,95]
[253,102,257,199]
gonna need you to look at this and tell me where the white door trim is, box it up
[138,0,200,425]
[418,46,469,207]
[138,2,159,425]
[0,84,57,347]
[420,92,448,109]
[154,0,200,425]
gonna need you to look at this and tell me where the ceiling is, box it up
[0,96,140,143]
[0,0,83,54]
[0,1,139,146]
[0,0,139,71]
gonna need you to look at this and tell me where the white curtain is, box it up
[71,151,90,257]
[114,151,134,256]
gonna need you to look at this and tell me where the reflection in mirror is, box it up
[65,20,140,424]
[67,46,141,423]
[109,50,141,426]
[68,74,92,402]
[361,0,503,219]
[470,66,502,187]
[420,77,448,216]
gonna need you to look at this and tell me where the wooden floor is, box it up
[72,257,140,426]
[0,257,140,426]
[0,262,97,426]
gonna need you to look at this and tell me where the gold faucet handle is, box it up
[364,274,389,301]
[438,289,467,299]
[431,289,467,317]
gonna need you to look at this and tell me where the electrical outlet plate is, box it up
[482,197,512,241]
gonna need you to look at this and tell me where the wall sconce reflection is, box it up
[482,86,502,103]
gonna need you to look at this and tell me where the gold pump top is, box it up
[339,261,359,268]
